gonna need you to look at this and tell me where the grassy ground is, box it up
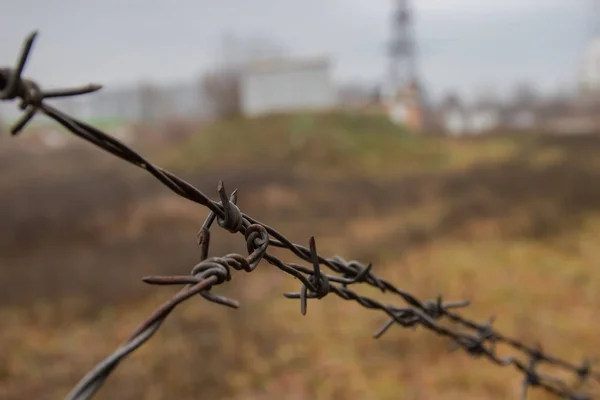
[0,111,599,399]
[162,111,519,178]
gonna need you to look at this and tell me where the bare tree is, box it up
[473,85,501,108]
[440,90,462,111]
[201,67,241,119]
[512,82,540,109]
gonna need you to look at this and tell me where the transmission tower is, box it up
[388,0,417,98]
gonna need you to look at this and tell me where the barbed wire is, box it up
[1,30,598,400]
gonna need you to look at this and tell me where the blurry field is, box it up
[0,111,599,399]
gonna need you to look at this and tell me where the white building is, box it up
[386,80,426,131]
[440,94,468,136]
[467,103,502,134]
[440,99,502,136]
[580,35,600,94]
[443,109,468,136]
[239,56,336,117]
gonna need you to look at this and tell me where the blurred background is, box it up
[1,0,600,399]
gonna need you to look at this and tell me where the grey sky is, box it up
[0,0,595,103]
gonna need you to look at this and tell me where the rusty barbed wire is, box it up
[1,31,598,400]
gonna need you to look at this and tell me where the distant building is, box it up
[438,94,505,136]
[580,36,600,94]
[387,79,427,131]
[40,79,213,128]
[502,107,537,130]
[466,100,502,134]
[239,56,336,117]
[571,26,600,133]
[160,80,213,120]
[501,83,540,131]
[538,94,600,135]
[439,94,467,136]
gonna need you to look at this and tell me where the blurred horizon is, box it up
[0,1,596,105]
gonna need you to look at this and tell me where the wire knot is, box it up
[330,256,385,291]
[0,32,102,136]
[423,296,447,319]
[243,224,269,271]
[289,237,331,316]
[19,79,43,109]
[191,257,232,287]
[216,181,243,233]
[307,271,330,299]
[141,256,240,309]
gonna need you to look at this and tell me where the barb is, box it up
[1,31,598,400]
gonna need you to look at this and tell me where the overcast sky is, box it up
[0,0,596,103]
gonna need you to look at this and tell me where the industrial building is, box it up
[239,56,336,117]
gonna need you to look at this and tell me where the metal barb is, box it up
[0,31,596,400]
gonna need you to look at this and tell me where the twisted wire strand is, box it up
[1,31,598,400]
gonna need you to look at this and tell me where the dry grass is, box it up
[1,112,599,399]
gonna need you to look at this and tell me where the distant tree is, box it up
[473,85,501,108]
[201,67,241,119]
[370,85,383,104]
[440,90,462,110]
[512,82,540,109]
